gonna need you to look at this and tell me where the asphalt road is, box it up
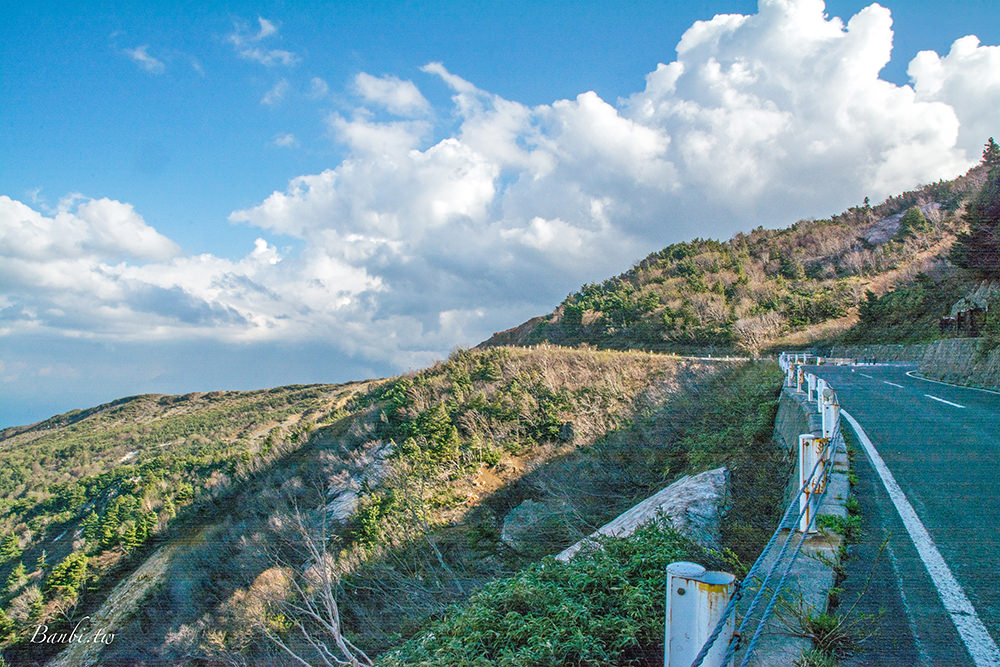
[810,364,1000,666]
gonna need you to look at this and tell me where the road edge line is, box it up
[841,409,1000,666]
[905,370,1000,396]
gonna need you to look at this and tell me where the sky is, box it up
[2,0,999,427]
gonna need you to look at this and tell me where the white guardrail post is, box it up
[806,373,816,402]
[821,388,840,440]
[798,434,828,533]
[796,365,805,393]
[665,562,736,667]
[816,378,827,411]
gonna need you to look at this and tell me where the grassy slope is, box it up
[0,382,361,663]
[21,347,780,666]
[378,359,785,666]
[8,162,992,665]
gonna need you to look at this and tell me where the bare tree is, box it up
[733,312,786,357]
[254,498,373,667]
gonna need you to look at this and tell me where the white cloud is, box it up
[228,17,299,67]
[273,132,299,148]
[261,79,290,106]
[4,0,999,383]
[124,45,165,74]
[308,77,330,99]
[909,35,1000,156]
[353,73,431,116]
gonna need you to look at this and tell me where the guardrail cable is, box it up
[736,425,841,666]
[691,417,839,667]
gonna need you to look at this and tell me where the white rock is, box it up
[555,467,728,561]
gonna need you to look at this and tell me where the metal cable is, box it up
[737,426,841,665]
[693,420,837,666]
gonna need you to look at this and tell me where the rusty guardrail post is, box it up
[665,562,736,667]
[798,434,828,533]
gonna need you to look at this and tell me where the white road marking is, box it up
[906,370,1000,396]
[842,410,1000,666]
[883,380,904,388]
[924,394,966,409]
[859,372,875,379]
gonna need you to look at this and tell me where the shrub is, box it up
[379,521,717,666]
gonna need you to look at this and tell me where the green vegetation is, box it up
[78,347,783,665]
[379,521,718,666]
[0,383,347,654]
[517,195,957,353]
[951,139,1000,278]
[13,145,998,665]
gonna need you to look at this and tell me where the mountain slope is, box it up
[482,161,991,355]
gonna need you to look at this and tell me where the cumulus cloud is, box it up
[0,195,380,345]
[4,0,999,378]
[353,73,431,116]
[273,132,299,148]
[124,45,165,74]
[228,17,298,67]
[909,35,1000,157]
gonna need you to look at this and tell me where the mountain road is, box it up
[809,364,1000,666]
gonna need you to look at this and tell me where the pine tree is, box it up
[122,523,139,553]
[6,562,27,592]
[81,510,100,543]
[984,137,1000,169]
[35,550,47,572]
[0,607,14,639]
[951,146,1000,277]
[0,535,20,564]
[45,551,88,599]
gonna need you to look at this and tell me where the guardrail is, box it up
[664,352,844,666]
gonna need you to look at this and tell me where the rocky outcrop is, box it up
[554,467,728,562]
[325,441,393,522]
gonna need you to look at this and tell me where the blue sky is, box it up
[2,0,999,427]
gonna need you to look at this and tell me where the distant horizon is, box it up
[3,0,1000,428]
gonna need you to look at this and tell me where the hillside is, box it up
[0,383,359,664]
[482,157,996,356]
[0,347,785,665]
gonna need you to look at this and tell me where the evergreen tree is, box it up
[895,206,932,239]
[45,551,88,599]
[122,523,139,553]
[0,535,20,564]
[81,510,100,543]
[35,550,47,572]
[6,562,27,592]
[0,607,14,639]
[951,148,1000,276]
[984,137,1000,169]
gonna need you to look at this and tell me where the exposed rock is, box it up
[325,441,393,523]
[555,467,728,561]
[501,499,561,553]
